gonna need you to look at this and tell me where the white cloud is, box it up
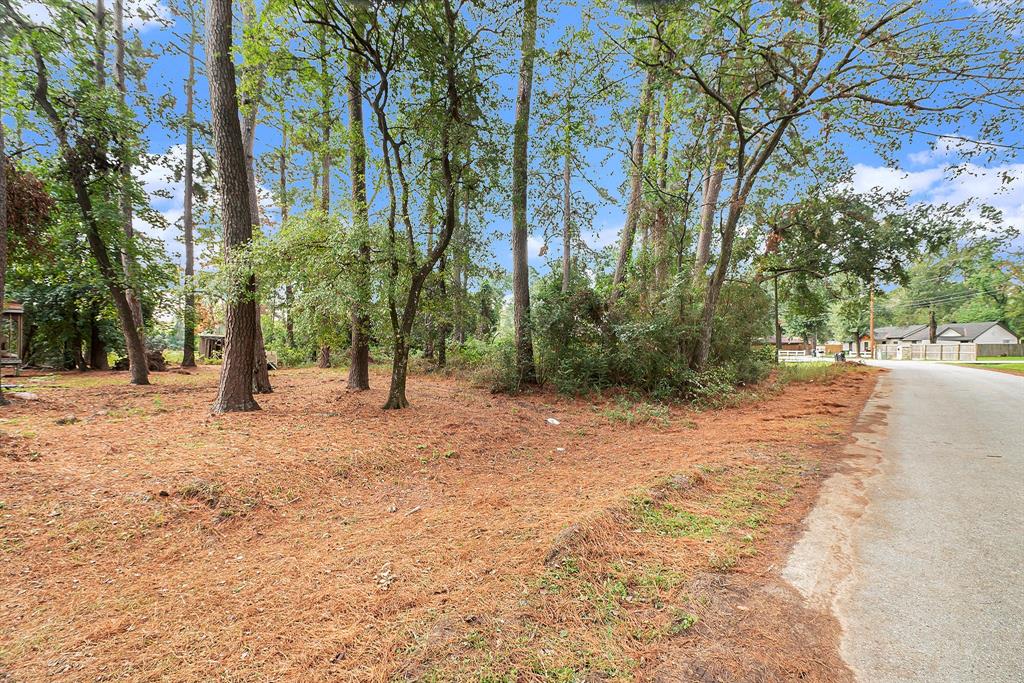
[851,161,1024,233]
[586,222,622,250]
[20,0,171,31]
[907,136,1001,166]
[850,164,945,195]
[135,145,278,264]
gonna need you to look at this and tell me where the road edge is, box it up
[780,370,893,678]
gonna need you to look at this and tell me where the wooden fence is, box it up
[876,344,978,361]
[976,343,1024,357]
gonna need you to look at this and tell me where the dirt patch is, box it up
[0,364,878,681]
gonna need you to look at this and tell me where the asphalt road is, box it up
[785,361,1024,682]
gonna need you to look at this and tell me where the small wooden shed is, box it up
[199,333,225,359]
[1,301,25,375]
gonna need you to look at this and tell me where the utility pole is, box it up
[869,284,875,359]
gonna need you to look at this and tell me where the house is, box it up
[902,321,1018,345]
[872,324,928,348]
[757,335,815,353]
[868,320,1020,359]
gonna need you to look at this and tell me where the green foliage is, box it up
[775,362,852,385]
[876,234,1023,333]
[527,275,765,400]
[452,336,522,394]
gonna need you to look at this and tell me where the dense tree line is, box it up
[1,0,1022,411]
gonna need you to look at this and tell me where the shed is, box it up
[199,333,225,359]
[1,301,25,375]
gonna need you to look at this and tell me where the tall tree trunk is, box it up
[510,0,538,384]
[693,116,726,284]
[94,0,106,89]
[279,127,296,350]
[691,192,741,371]
[28,28,149,384]
[79,178,149,383]
[251,303,271,392]
[285,285,295,348]
[609,67,655,303]
[88,302,109,369]
[437,253,448,369]
[239,0,272,395]
[653,92,671,290]
[453,201,469,343]
[114,0,145,333]
[0,106,7,404]
[561,138,572,295]
[347,49,371,390]
[181,9,198,368]
[384,336,410,409]
[317,30,333,372]
[207,0,259,412]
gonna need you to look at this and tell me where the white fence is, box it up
[876,344,977,361]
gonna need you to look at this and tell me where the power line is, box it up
[881,289,1004,310]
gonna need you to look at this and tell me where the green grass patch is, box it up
[630,496,726,538]
[959,362,1024,373]
[775,361,851,384]
[601,397,670,427]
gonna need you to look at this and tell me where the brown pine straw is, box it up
[0,364,876,681]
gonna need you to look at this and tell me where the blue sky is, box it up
[20,0,1024,279]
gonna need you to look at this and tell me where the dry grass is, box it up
[0,363,878,682]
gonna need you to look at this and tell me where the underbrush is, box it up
[775,361,859,385]
[444,275,775,406]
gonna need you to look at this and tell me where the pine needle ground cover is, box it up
[0,364,877,681]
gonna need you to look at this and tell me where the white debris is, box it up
[376,563,395,591]
[546,418,560,425]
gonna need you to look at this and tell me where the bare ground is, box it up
[0,363,878,682]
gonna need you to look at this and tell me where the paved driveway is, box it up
[785,361,1024,682]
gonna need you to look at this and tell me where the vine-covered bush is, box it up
[517,274,773,401]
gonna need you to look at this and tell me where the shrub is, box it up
[450,335,522,394]
[445,273,772,403]
[528,273,771,402]
[272,344,312,369]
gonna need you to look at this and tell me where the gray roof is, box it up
[891,321,1010,342]
[932,322,1001,342]
[903,326,935,341]
[872,325,927,341]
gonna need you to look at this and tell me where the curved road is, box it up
[786,361,1024,682]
